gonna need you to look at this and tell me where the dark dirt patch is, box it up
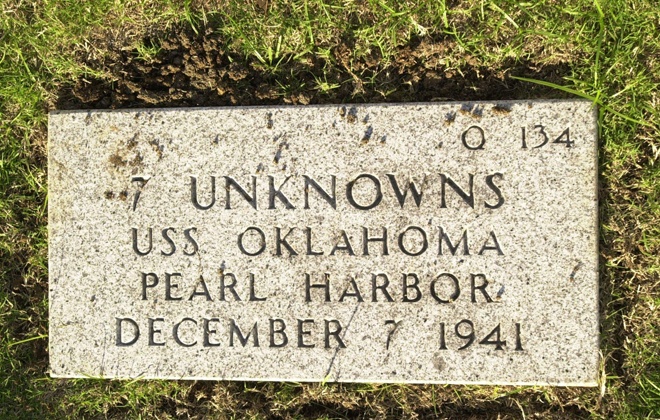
[57,29,573,110]
[47,24,602,419]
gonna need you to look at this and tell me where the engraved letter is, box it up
[191,176,216,210]
[161,227,176,256]
[297,319,315,348]
[116,318,139,346]
[461,125,486,150]
[485,173,504,209]
[189,276,212,301]
[478,231,504,255]
[402,273,422,303]
[249,273,267,301]
[329,230,355,256]
[203,318,221,347]
[237,226,266,256]
[269,319,288,347]
[440,174,474,208]
[346,174,383,210]
[275,227,298,256]
[173,318,197,347]
[430,273,460,303]
[219,273,242,301]
[438,227,469,256]
[148,318,165,346]
[362,226,389,256]
[398,226,428,256]
[132,227,153,256]
[183,227,199,256]
[305,227,323,256]
[339,278,364,302]
[304,175,336,209]
[165,272,183,301]
[224,176,257,209]
[268,175,295,209]
[471,274,493,303]
[305,273,331,302]
[386,174,424,208]
[141,272,159,300]
[229,319,260,347]
[324,320,346,348]
[371,273,394,302]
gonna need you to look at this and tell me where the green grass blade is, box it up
[510,75,652,127]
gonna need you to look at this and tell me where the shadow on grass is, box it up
[56,28,575,110]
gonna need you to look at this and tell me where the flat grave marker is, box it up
[48,100,599,385]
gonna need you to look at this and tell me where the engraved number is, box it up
[384,320,401,350]
[438,321,523,351]
[532,125,549,148]
[455,319,475,350]
[522,126,573,149]
[515,323,523,351]
[131,176,151,211]
[439,322,447,350]
[552,128,573,147]
[479,324,506,350]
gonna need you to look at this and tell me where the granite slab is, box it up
[48,100,599,385]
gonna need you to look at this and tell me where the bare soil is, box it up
[57,28,573,110]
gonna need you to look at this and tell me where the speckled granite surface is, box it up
[48,101,598,385]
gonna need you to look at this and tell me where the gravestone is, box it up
[48,101,599,385]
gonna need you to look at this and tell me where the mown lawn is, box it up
[1,0,659,418]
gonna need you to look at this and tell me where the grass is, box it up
[1,0,659,417]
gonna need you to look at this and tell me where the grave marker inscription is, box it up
[48,101,599,385]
